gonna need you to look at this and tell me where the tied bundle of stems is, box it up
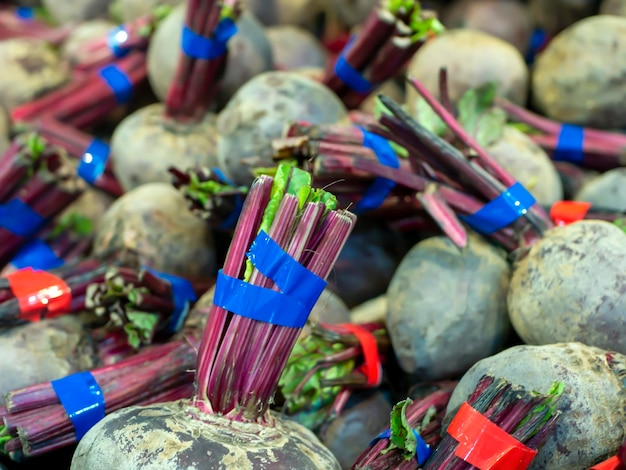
[496,98,626,172]
[169,165,248,230]
[70,7,173,72]
[164,0,241,125]
[193,163,356,422]
[85,265,200,348]
[277,321,390,431]
[2,211,95,276]
[367,77,559,251]
[0,133,86,268]
[352,381,457,470]
[322,0,444,109]
[423,375,564,470]
[11,51,147,129]
[0,250,140,326]
[0,338,197,461]
[0,6,70,45]
[24,117,124,196]
[274,121,426,219]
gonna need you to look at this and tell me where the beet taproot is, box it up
[406,29,529,107]
[532,15,626,129]
[216,71,348,185]
[574,168,626,211]
[387,234,511,381]
[508,220,626,353]
[93,183,216,280]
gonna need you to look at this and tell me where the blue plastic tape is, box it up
[107,25,131,58]
[525,29,548,65]
[11,239,64,270]
[213,231,327,328]
[51,371,105,440]
[77,139,110,184]
[0,199,46,238]
[144,267,197,334]
[460,182,535,235]
[15,7,34,20]
[98,65,133,105]
[181,18,238,60]
[354,128,399,214]
[211,167,243,231]
[334,37,375,94]
[370,428,432,466]
[553,124,585,164]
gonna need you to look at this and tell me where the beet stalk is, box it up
[422,375,563,470]
[322,1,444,109]
[71,163,356,469]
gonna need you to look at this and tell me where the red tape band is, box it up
[447,402,537,470]
[338,323,382,387]
[7,268,72,321]
[590,456,623,470]
[550,201,592,226]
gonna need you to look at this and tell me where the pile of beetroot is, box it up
[0,0,623,468]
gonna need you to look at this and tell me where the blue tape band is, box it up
[553,124,584,164]
[211,168,243,231]
[51,371,105,440]
[98,65,133,105]
[144,267,197,334]
[181,18,238,60]
[16,7,34,20]
[354,128,399,214]
[334,37,375,94]
[11,239,64,270]
[77,139,110,184]
[370,428,432,466]
[212,231,327,328]
[525,29,548,64]
[107,25,131,58]
[0,199,46,238]
[460,182,536,235]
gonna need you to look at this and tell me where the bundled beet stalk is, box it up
[273,118,522,250]
[495,97,626,172]
[422,375,563,470]
[322,0,444,109]
[69,7,173,72]
[11,51,146,130]
[278,321,390,431]
[0,5,70,45]
[0,250,139,326]
[0,338,197,461]
[164,0,241,124]
[169,165,248,231]
[25,117,124,197]
[0,133,86,267]
[352,381,457,470]
[71,163,356,469]
[2,212,94,276]
[85,263,199,348]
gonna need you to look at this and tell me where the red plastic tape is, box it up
[7,268,71,320]
[338,323,382,387]
[590,456,624,470]
[447,402,538,470]
[550,201,591,226]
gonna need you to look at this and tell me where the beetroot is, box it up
[113,0,184,22]
[41,0,114,24]
[0,38,69,112]
[574,168,626,211]
[406,29,529,106]
[216,70,348,185]
[60,19,116,67]
[386,233,511,381]
[508,220,626,353]
[532,15,626,129]
[93,183,217,280]
[266,25,328,71]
